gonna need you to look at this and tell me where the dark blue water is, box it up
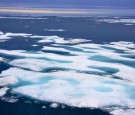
[0,16,135,43]
[0,101,110,115]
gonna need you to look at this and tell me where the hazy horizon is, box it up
[0,0,135,9]
[0,0,135,16]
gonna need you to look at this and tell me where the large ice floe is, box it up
[0,32,135,115]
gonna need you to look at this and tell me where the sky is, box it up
[0,0,135,9]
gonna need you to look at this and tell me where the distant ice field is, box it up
[0,16,135,115]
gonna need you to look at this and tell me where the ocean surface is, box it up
[0,15,135,115]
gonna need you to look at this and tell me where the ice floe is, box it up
[0,32,90,44]
[31,35,91,44]
[32,44,38,47]
[110,41,135,49]
[0,34,11,40]
[0,87,9,97]
[0,57,3,62]
[111,109,135,115]
[97,19,135,24]
[42,106,46,109]
[0,33,135,114]
[124,24,134,26]
[11,70,135,109]
[0,76,18,86]
[5,32,32,37]
[50,103,59,108]
[125,50,135,54]
[0,31,4,35]
[1,96,18,103]
[44,29,66,32]
[1,67,135,110]
[42,46,72,53]
[0,32,32,40]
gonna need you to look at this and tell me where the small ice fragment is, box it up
[50,103,59,108]
[42,106,46,109]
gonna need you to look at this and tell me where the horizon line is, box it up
[0,8,109,14]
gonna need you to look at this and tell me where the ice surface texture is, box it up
[0,31,135,115]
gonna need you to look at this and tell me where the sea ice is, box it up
[0,33,135,114]
[0,87,9,97]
